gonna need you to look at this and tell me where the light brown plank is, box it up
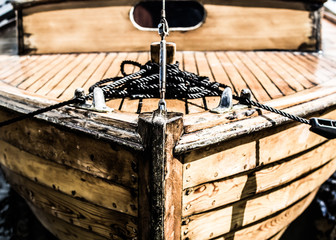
[275,52,320,86]
[213,190,317,240]
[194,51,219,110]
[256,51,304,92]
[183,140,335,216]
[289,52,335,80]
[80,53,117,92]
[245,51,295,96]
[19,1,316,53]
[216,51,247,96]
[0,140,137,216]
[0,55,39,79]
[60,53,106,100]
[48,53,102,99]
[29,203,111,240]
[183,136,257,189]
[5,55,54,85]
[0,109,138,188]
[226,51,271,102]
[184,51,205,113]
[3,167,137,239]
[35,54,88,96]
[181,158,336,239]
[236,52,283,99]
[205,52,232,88]
[17,54,69,90]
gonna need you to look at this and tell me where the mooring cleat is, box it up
[211,87,233,114]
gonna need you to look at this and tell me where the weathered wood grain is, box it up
[182,140,335,216]
[181,158,336,239]
[18,0,319,53]
[183,136,257,189]
[29,204,111,240]
[0,140,138,216]
[2,166,137,239]
[0,109,139,188]
[213,190,317,240]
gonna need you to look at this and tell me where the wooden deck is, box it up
[0,18,336,115]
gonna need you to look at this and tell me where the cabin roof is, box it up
[10,0,328,9]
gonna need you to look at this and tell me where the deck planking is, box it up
[1,19,336,114]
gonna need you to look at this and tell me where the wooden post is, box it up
[138,110,183,240]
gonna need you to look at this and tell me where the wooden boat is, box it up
[1,0,336,239]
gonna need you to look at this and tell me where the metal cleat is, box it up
[211,87,233,114]
[233,88,253,110]
[73,87,113,113]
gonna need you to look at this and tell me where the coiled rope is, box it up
[0,60,312,128]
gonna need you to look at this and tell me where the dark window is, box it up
[132,1,205,30]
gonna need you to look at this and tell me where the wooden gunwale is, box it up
[177,85,336,153]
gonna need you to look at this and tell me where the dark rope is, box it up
[0,60,312,128]
[0,98,79,128]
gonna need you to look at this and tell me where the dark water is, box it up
[0,170,57,240]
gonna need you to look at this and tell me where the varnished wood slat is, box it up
[268,52,314,89]
[17,54,69,89]
[0,55,38,78]
[183,136,257,189]
[245,51,295,96]
[256,51,305,92]
[235,52,283,99]
[213,190,317,240]
[181,158,336,239]
[102,52,129,110]
[2,167,137,239]
[304,53,336,75]
[205,52,232,88]
[4,55,53,84]
[9,55,60,87]
[288,52,335,80]
[274,52,320,86]
[36,54,88,95]
[80,53,117,92]
[0,140,138,216]
[226,52,271,102]
[50,53,99,99]
[216,51,248,96]
[26,54,76,93]
[60,53,106,100]
[182,140,335,216]
[194,51,219,110]
[184,51,205,113]
[18,54,70,92]
[0,109,139,188]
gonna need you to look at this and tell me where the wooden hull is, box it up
[0,93,336,239]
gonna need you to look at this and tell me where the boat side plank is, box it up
[0,109,139,188]
[1,166,137,239]
[183,140,335,216]
[213,190,317,240]
[181,158,336,239]
[0,140,138,216]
